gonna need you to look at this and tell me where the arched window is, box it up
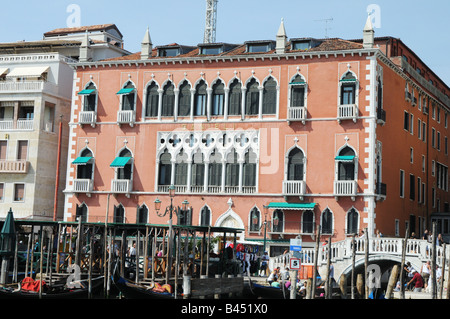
[175,149,188,186]
[162,81,175,116]
[228,79,242,115]
[158,150,172,186]
[194,80,207,116]
[76,148,94,180]
[302,210,314,234]
[145,82,159,117]
[178,80,191,116]
[321,208,333,234]
[249,207,260,232]
[114,204,125,224]
[290,74,306,108]
[82,82,97,112]
[377,76,383,113]
[245,78,259,115]
[226,150,239,187]
[272,209,284,233]
[208,150,222,187]
[262,77,277,114]
[340,72,357,105]
[121,81,136,111]
[76,203,88,222]
[178,207,192,226]
[243,150,257,187]
[117,149,132,180]
[337,146,356,181]
[287,148,304,181]
[346,208,359,235]
[200,206,211,226]
[191,150,205,187]
[211,81,225,116]
[137,205,148,224]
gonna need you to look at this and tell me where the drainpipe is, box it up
[53,115,63,221]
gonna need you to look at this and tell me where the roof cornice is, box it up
[72,47,379,69]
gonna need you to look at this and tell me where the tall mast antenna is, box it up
[204,0,218,43]
[314,17,333,38]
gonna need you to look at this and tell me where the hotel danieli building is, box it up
[63,17,449,255]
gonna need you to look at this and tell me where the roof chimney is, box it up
[276,18,287,54]
[363,14,374,49]
[141,27,153,60]
[79,30,92,62]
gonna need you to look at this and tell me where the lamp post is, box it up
[154,185,189,285]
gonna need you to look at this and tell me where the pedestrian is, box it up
[404,262,414,290]
[437,234,444,246]
[436,265,443,292]
[259,251,269,277]
[128,242,136,263]
[422,230,428,241]
[420,260,431,290]
[407,269,424,292]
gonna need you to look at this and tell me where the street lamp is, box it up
[153,185,189,284]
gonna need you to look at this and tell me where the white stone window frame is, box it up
[155,130,260,194]
[80,80,98,127]
[284,144,307,182]
[344,206,360,235]
[320,207,334,235]
[119,79,137,112]
[142,79,161,121]
[114,146,134,182]
[338,70,359,123]
[287,72,308,124]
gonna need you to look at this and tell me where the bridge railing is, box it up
[270,237,447,271]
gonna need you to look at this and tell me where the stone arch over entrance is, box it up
[214,200,245,242]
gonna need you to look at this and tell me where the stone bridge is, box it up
[270,237,448,284]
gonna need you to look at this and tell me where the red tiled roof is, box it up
[98,38,365,62]
[44,24,122,37]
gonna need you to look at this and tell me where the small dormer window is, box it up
[200,46,222,55]
[246,41,275,53]
[291,38,322,51]
[292,42,311,51]
[159,47,180,57]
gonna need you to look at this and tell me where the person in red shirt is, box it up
[407,269,424,292]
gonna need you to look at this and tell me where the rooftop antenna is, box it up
[204,0,218,43]
[315,17,333,38]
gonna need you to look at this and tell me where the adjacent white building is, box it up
[0,24,129,220]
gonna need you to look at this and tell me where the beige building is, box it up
[0,24,129,220]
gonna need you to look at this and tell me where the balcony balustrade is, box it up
[337,104,357,122]
[0,160,29,173]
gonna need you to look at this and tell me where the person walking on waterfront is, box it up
[259,251,269,277]
[420,260,431,290]
[128,242,136,263]
[407,269,424,292]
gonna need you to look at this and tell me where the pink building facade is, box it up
[63,19,449,254]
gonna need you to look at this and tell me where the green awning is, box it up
[340,79,357,83]
[72,157,93,165]
[110,157,132,168]
[116,88,135,95]
[267,202,316,210]
[289,81,306,85]
[78,89,96,96]
[335,156,355,162]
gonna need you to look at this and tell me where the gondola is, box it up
[112,276,176,299]
[0,275,104,299]
[245,276,290,299]
[111,263,176,299]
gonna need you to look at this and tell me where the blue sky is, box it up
[2,0,449,86]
